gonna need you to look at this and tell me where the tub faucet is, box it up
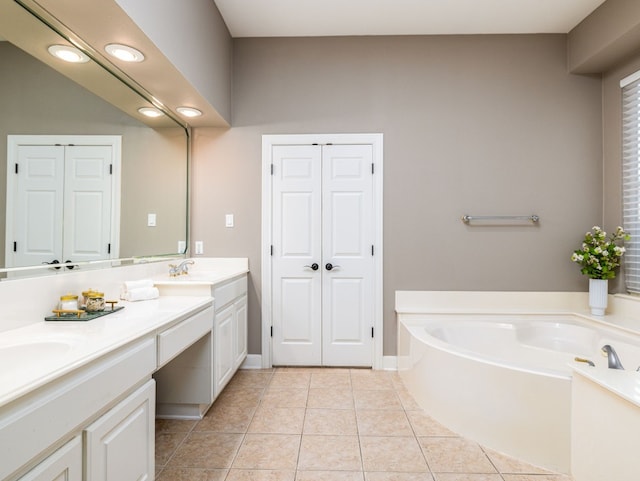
[601,344,624,370]
[169,259,195,277]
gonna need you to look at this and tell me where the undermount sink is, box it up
[0,339,76,367]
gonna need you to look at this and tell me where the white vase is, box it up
[589,278,608,316]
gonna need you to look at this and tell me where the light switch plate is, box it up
[178,240,186,253]
[147,213,157,227]
[195,241,204,255]
[225,214,234,228]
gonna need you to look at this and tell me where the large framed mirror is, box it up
[0,0,189,278]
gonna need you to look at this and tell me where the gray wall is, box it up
[115,0,233,123]
[191,34,603,356]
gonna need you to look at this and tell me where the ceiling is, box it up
[214,0,607,38]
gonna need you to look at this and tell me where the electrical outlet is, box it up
[195,241,204,255]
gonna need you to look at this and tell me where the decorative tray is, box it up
[45,305,124,322]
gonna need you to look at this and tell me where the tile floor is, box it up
[155,368,574,481]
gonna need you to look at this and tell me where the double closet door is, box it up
[271,143,375,367]
[6,137,116,269]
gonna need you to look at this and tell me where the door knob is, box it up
[325,263,341,271]
[43,259,61,270]
[304,263,319,271]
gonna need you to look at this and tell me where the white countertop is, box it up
[153,257,249,287]
[0,295,212,407]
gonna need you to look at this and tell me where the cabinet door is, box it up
[234,295,248,369]
[84,380,155,481]
[18,436,82,481]
[215,304,234,395]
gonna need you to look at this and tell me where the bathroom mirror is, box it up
[0,1,188,277]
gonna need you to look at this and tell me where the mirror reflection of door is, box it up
[5,135,121,270]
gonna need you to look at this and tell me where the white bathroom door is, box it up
[271,143,374,367]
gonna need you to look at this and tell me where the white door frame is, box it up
[261,133,384,369]
[6,135,122,268]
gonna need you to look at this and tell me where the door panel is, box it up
[64,145,112,262]
[322,145,374,366]
[12,145,64,267]
[271,145,322,365]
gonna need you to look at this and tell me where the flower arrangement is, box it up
[571,226,630,279]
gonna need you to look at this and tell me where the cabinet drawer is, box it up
[17,435,82,481]
[213,276,248,310]
[157,306,213,367]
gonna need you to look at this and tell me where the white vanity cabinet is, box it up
[17,436,82,481]
[213,275,248,396]
[84,380,155,481]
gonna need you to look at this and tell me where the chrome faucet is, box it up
[601,344,624,370]
[169,259,195,277]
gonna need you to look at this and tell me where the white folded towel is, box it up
[123,279,154,291]
[121,287,159,302]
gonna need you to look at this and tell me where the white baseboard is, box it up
[241,354,397,371]
[241,354,263,369]
[382,355,397,371]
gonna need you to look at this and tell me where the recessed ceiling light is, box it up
[105,43,145,62]
[48,45,90,63]
[138,107,164,118]
[176,107,203,118]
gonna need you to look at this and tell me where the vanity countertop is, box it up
[0,295,213,408]
[152,257,249,287]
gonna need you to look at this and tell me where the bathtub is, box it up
[397,312,640,474]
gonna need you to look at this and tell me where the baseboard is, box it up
[240,354,263,369]
[382,355,397,371]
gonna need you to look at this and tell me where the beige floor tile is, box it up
[298,435,362,471]
[226,370,274,390]
[350,370,395,390]
[360,436,429,472]
[501,476,573,481]
[155,431,188,466]
[419,438,497,474]
[214,387,265,409]
[270,371,312,389]
[354,389,403,410]
[304,408,358,435]
[226,469,296,480]
[357,410,414,436]
[196,405,256,433]
[167,432,243,469]
[248,406,306,434]
[155,418,197,435]
[262,388,309,408]
[297,470,365,480]
[307,388,354,409]
[483,448,552,475]
[156,467,228,481]
[433,475,503,481]
[366,473,434,481]
[310,370,352,389]
[233,434,301,470]
[406,411,458,437]
[396,388,423,411]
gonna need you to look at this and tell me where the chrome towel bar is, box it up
[461,214,539,224]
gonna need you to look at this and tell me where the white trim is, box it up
[5,135,121,270]
[240,354,263,370]
[621,69,640,88]
[261,133,384,370]
[382,356,397,371]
